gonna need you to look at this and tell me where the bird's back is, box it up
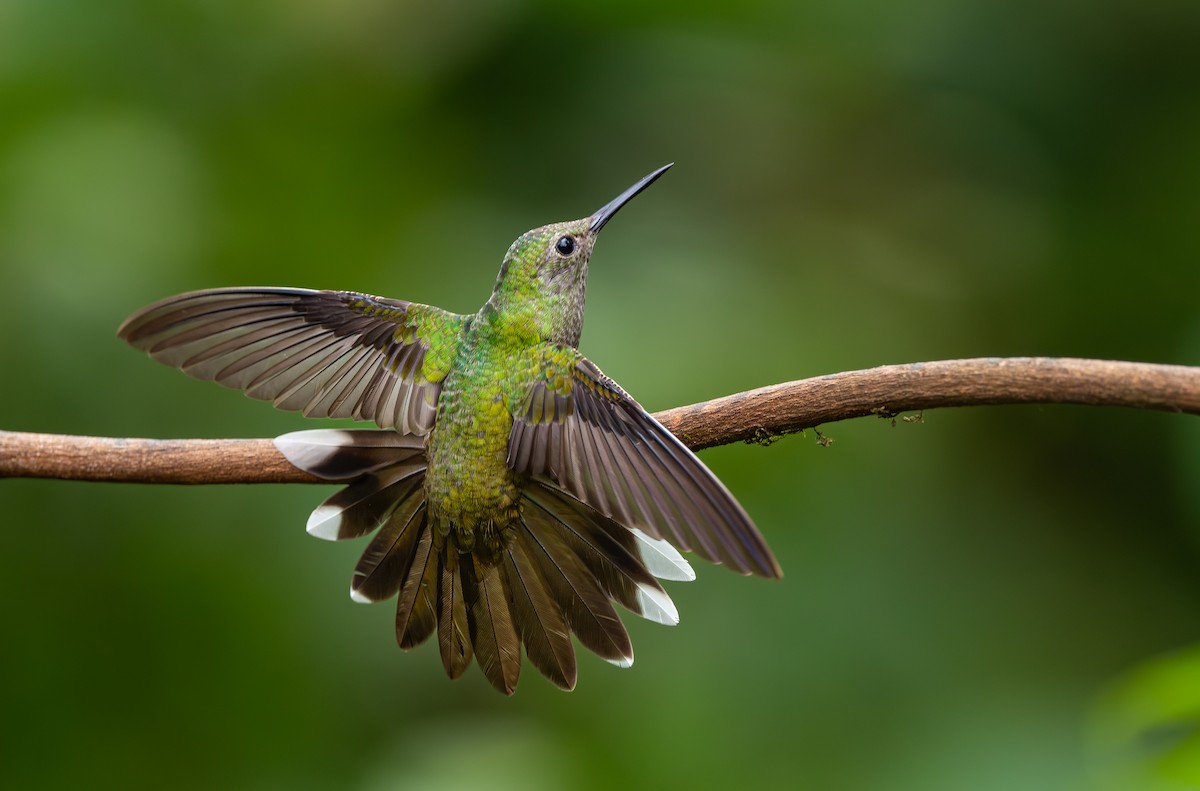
[423,313,531,557]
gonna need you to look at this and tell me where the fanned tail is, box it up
[276,429,693,694]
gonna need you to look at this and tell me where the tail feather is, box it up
[629,528,695,582]
[306,466,425,541]
[350,500,426,604]
[503,537,576,690]
[438,554,473,679]
[519,510,634,667]
[395,528,438,650]
[284,428,699,691]
[275,428,427,542]
[468,556,522,695]
[524,484,679,626]
[275,429,425,480]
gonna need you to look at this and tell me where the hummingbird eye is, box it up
[554,236,576,257]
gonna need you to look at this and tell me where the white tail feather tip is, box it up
[274,429,356,469]
[631,529,696,582]
[635,583,680,626]
[305,504,344,541]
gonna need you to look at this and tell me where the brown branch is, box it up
[2,357,1197,485]
[660,356,1200,450]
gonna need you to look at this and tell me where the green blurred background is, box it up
[2,1,1199,789]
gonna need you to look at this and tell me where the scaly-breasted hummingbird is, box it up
[119,164,781,694]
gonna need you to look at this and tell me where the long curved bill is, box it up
[589,163,674,234]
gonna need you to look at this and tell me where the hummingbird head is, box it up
[488,164,673,347]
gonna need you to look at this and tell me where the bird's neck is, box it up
[481,280,586,349]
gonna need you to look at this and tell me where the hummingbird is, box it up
[118,164,781,694]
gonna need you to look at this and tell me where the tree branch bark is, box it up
[2,357,1197,485]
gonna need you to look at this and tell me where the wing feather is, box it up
[508,348,781,579]
[119,287,465,434]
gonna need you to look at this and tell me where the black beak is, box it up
[589,163,673,234]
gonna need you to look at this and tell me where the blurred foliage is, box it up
[1088,646,1200,790]
[1,0,1199,789]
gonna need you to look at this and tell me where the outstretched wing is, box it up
[507,347,782,579]
[119,287,467,435]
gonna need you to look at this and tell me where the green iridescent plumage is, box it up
[118,165,781,694]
